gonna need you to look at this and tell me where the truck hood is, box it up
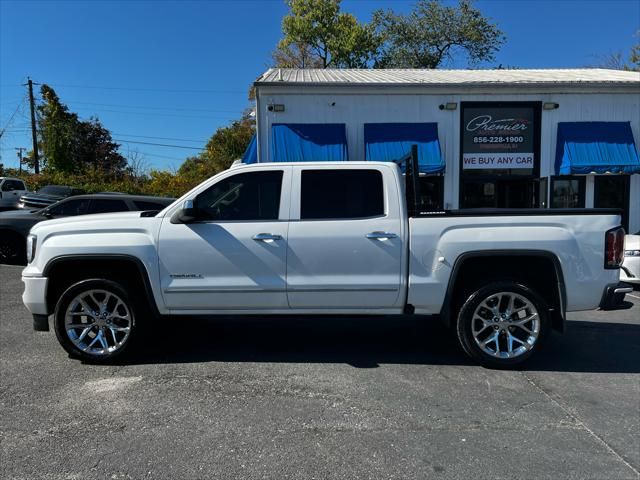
[30,211,152,234]
[0,209,43,220]
[20,193,64,202]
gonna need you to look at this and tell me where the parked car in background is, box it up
[0,193,174,265]
[0,177,28,209]
[621,232,640,288]
[18,185,85,209]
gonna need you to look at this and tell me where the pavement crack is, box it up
[521,371,640,477]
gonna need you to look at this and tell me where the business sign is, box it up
[462,105,537,170]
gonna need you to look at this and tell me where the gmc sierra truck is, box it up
[21,152,631,368]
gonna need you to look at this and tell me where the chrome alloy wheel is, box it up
[64,289,132,356]
[471,291,540,359]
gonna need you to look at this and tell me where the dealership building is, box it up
[246,68,640,233]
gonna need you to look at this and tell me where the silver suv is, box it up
[0,177,28,209]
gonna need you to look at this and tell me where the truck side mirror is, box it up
[170,199,198,224]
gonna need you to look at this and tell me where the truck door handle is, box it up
[366,231,398,240]
[253,233,282,241]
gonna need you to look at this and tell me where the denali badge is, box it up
[169,274,203,279]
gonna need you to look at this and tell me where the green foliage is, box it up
[274,0,380,68]
[34,84,127,175]
[372,0,505,68]
[178,116,255,177]
[35,85,76,172]
[17,167,197,200]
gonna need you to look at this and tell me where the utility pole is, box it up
[15,147,25,174]
[26,77,40,174]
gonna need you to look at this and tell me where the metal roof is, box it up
[255,68,640,87]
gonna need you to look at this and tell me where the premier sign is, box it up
[461,104,538,171]
[463,153,534,169]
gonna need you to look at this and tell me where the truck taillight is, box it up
[604,226,625,269]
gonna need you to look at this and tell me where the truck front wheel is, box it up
[53,279,138,363]
[456,282,550,368]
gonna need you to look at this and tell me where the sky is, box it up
[1,0,639,171]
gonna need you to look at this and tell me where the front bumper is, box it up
[22,275,49,316]
[599,282,633,310]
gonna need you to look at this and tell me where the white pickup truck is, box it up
[21,157,631,368]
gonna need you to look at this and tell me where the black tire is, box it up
[455,282,550,369]
[0,232,26,265]
[53,279,139,363]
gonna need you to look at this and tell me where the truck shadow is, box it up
[122,315,640,373]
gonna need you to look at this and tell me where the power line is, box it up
[0,97,26,139]
[74,106,233,120]
[49,83,248,95]
[113,132,207,143]
[129,150,187,162]
[67,100,242,114]
[114,139,203,150]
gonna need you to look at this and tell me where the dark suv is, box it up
[0,193,174,264]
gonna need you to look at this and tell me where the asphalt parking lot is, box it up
[1,264,639,480]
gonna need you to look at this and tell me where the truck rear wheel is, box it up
[456,282,550,369]
[53,279,138,363]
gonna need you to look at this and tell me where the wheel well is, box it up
[445,253,565,332]
[0,229,26,263]
[45,257,154,315]
[0,228,25,244]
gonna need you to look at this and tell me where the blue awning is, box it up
[270,124,348,162]
[241,134,258,164]
[364,123,444,174]
[555,122,640,175]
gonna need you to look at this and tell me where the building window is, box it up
[270,124,348,162]
[364,123,444,174]
[418,175,444,211]
[550,176,585,208]
[594,175,630,231]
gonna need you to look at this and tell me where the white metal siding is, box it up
[256,89,640,232]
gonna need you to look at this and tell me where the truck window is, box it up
[47,198,90,216]
[196,171,283,221]
[88,199,129,214]
[301,170,383,220]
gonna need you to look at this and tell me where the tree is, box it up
[37,84,77,172]
[372,0,505,68]
[178,112,255,178]
[593,34,640,72]
[34,84,127,175]
[272,41,324,69]
[273,0,380,69]
[629,42,640,71]
[72,117,127,176]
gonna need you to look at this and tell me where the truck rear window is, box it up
[301,170,384,220]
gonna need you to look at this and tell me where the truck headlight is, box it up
[26,234,37,263]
